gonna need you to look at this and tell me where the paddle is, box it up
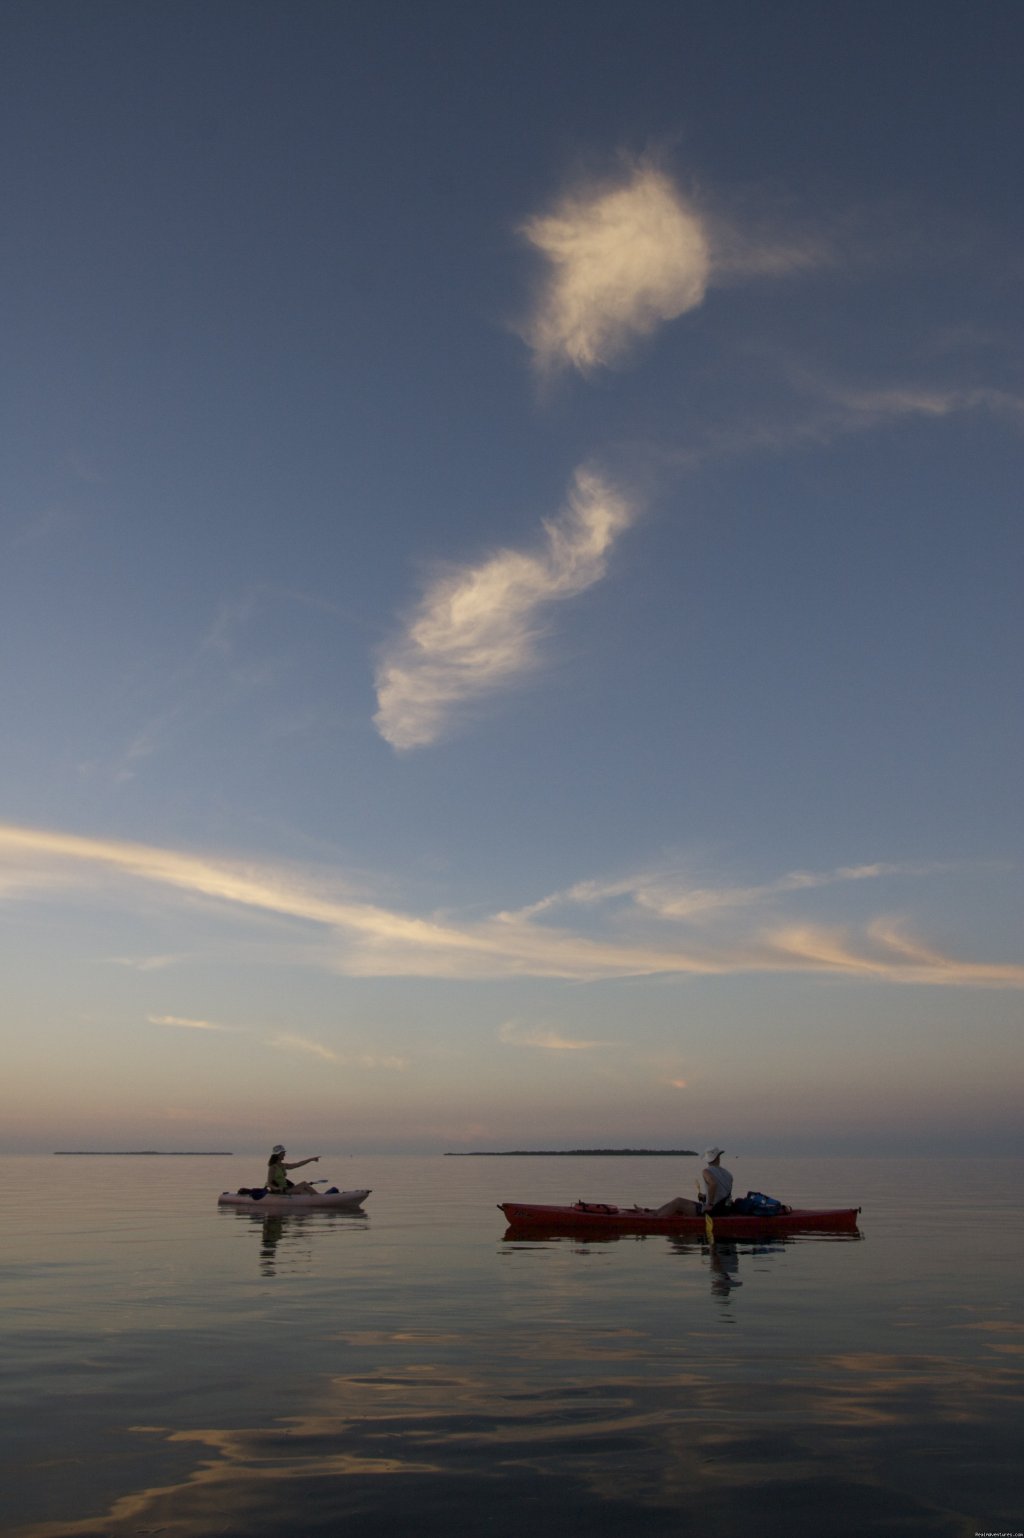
[696,1179,714,1242]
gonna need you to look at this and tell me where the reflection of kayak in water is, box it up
[218,1188,371,1211]
[499,1202,860,1237]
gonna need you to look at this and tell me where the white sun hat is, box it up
[271,1144,286,1155]
[703,1146,725,1162]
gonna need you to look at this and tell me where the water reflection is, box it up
[13,1332,1022,1538]
[220,1208,369,1277]
[706,1239,742,1295]
[503,1229,853,1305]
[11,1153,1021,1538]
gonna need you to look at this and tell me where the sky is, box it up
[2,0,1022,1157]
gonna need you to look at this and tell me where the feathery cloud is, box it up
[765,919,1024,988]
[520,164,711,373]
[269,1033,339,1062]
[825,382,1024,430]
[373,467,636,750]
[687,371,1024,467]
[110,954,188,972]
[2,823,1020,990]
[148,1013,241,1032]
[504,862,932,926]
[498,1020,608,1051]
[267,1033,408,1069]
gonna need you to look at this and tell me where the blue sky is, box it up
[3,1,1021,1155]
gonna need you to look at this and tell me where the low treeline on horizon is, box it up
[50,1147,706,1159]
[445,1148,699,1157]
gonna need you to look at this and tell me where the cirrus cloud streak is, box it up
[148,1013,242,1032]
[1,822,1020,991]
[499,1020,609,1051]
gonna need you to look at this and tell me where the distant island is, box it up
[445,1148,698,1157]
[54,1150,233,1156]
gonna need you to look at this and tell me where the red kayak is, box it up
[499,1201,861,1237]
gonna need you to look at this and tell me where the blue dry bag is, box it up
[732,1191,787,1216]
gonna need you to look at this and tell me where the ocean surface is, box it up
[3,1153,1021,1538]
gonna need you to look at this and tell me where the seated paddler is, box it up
[651,1146,734,1219]
[266,1144,321,1195]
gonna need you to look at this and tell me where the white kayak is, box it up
[218,1187,371,1212]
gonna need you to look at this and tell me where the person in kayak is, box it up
[651,1146,734,1218]
[266,1144,321,1194]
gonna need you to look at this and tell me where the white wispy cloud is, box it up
[110,954,188,972]
[373,467,636,750]
[498,1020,609,1051]
[267,1033,408,1069]
[269,1032,339,1062]
[824,382,1024,430]
[763,917,1024,988]
[685,368,1024,467]
[147,1013,242,1032]
[355,1053,409,1071]
[504,862,931,925]
[2,823,1020,990]
[520,163,712,373]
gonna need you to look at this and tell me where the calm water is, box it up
[2,1153,1021,1537]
